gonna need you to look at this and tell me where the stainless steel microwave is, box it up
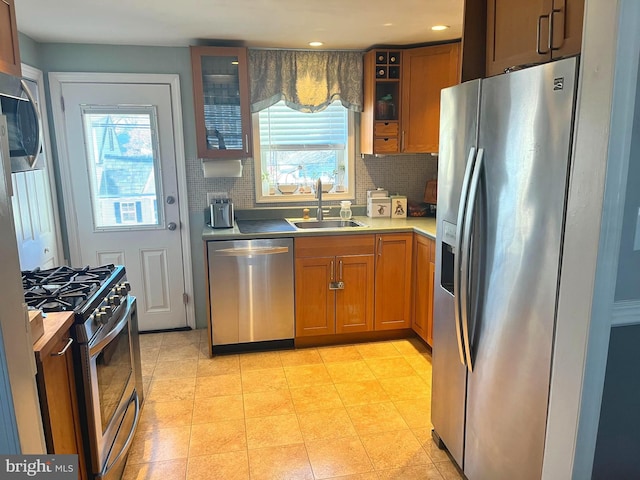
[0,71,43,172]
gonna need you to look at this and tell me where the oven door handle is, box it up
[89,297,133,357]
[98,391,140,480]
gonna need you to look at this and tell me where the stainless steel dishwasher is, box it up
[207,238,294,352]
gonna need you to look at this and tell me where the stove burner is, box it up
[21,264,121,314]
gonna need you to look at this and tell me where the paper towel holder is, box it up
[201,158,243,178]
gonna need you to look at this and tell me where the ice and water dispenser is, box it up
[440,220,456,295]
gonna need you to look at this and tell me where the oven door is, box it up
[82,296,141,479]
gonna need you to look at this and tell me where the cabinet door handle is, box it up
[330,260,335,281]
[536,13,551,55]
[51,337,73,357]
[339,260,343,281]
[378,237,383,257]
[245,134,249,153]
[401,131,405,151]
[549,8,562,51]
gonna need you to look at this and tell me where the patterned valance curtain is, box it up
[248,49,363,113]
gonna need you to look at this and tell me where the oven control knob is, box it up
[123,282,131,292]
[109,295,121,307]
[100,306,113,321]
[95,312,108,325]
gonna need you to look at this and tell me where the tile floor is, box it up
[123,330,464,480]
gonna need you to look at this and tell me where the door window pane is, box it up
[81,107,163,229]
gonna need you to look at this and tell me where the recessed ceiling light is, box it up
[309,41,324,47]
[431,25,449,31]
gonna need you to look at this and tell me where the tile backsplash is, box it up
[187,153,438,212]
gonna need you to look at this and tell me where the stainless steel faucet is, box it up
[316,178,329,220]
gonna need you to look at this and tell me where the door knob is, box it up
[166,195,176,204]
[168,222,177,231]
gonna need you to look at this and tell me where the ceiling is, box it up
[14,0,464,50]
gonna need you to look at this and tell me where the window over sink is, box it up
[253,100,355,203]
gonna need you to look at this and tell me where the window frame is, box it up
[252,102,356,204]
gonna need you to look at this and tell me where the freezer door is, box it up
[464,57,578,480]
[431,79,480,467]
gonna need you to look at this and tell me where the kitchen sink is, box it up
[288,219,367,229]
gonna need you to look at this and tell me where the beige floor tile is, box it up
[192,395,244,424]
[248,444,313,480]
[152,359,198,379]
[241,367,288,393]
[140,347,160,366]
[122,459,187,480]
[239,351,283,371]
[404,353,433,376]
[412,430,451,463]
[284,364,333,388]
[354,341,401,359]
[243,389,294,418]
[279,348,323,367]
[157,343,201,362]
[393,398,432,429]
[434,460,465,480]
[197,329,209,343]
[325,360,376,383]
[289,384,344,413]
[127,426,191,464]
[377,464,444,480]
[139,333,164,349]
[162,330,201,346]
[364,356,417,379]
[360,429,431,470]
[323,474,379,480]
[379,375,430,401]
[297,407,357,441]
[138,399,193,431]
[196,355,240,377]
[146,377,196,403]
[188,419,246,456]
[335,380,390,406]
[305,435,373,479]
[186,451,249,480]
[245,413,303,449]
[198,342,211,359]
[391,337,430,356]
[141,362,156,378]
[318,345,363,363]
[346,402,409,436]
[194,373,242,398]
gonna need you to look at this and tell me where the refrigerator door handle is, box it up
[460,147,484,372]
[454,146,477,367]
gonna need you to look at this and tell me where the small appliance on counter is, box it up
[209,193,234,228]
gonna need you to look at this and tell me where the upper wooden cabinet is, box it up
[361,43,460,155]
[485,0,584,77]
[190,46,252,159]
[401,44,460,153]
[0,0,21,77]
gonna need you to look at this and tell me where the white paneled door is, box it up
[50,76,191,331]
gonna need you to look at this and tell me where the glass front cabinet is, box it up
[190,46,252,159]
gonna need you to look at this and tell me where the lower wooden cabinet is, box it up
[295,235,375,337]
[412,234,436,346]
[34,315,87,480]
[374,233,413,330]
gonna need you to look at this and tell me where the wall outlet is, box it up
[634,207,640,251]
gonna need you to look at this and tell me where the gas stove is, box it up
[22,264,130,342]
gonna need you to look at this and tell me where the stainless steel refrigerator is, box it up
[431,56,579,480]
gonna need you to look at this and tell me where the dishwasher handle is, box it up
[214,246,290,257]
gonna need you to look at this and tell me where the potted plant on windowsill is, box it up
[334,164,346,193]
